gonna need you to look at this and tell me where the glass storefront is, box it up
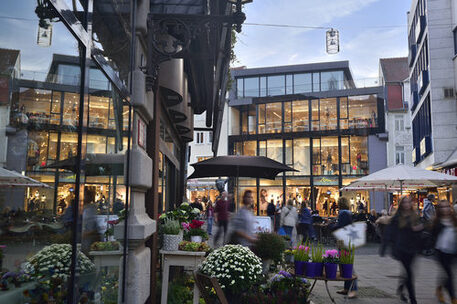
[0,1,132,303]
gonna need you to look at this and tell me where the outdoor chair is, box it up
[194,271,228,304]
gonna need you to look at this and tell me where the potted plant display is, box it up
[185,220,207,243]
[178,241,210,252]
[306,243,324,278]
[322,249,339,279]
[252,233,286,273]
[199,244,263,303]
[162,219,182,251]
[339,245,355,278]
[292,244,309,276]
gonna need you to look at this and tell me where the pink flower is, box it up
[181,222,190,231]
[299,245,305,250]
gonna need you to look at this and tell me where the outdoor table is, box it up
[298,274,357,304]
[160,250,206,304]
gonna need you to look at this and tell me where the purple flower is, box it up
[278,270,292,278]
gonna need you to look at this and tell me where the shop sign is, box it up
[0,77,9,104]
[420,138,426,156]
[138,118,146,149]
[314,177,338,186]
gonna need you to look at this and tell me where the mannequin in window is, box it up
[259,189,268,215]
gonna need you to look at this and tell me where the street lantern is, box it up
[227,0,253,33]
[326,28,340,54]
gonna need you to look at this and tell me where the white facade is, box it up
[408,0,457,168]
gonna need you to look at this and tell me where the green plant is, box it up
[311,243,325,263]
[179,241,210,252]
[90,241,120,251]
[188,228,208,239]
[199,245,263,294]
[292,244,310,262]
[339,245,355,264]
[162,219,181,235]
[322,249,339,264]
[253,233,286,262]
[159,203,200,224]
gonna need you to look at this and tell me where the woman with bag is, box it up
[280,199,298,242]
[432,200,457,304]
[386,196,423,304]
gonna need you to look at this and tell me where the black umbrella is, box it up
[188,155,297,180]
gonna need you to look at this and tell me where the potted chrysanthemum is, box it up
[199,244,263,302]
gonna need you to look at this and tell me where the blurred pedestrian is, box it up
[266,199,276,232]
[228,190,257,247]
[432,200,457,304]
[335,197,358,299]
[331,201,338,216]
[386,196,423,304]
[205,200,214,236]
[191,197,203,212]
[297,200,315,243]
[214,191,229,245]
[280,199,298,241]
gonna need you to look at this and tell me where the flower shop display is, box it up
[339,245,355,278]
[0,271,30,289]
[292,244,309,276]
[241,270,310,304]
[162,219,182,251]
[184,220,208,243]
[306,243,324,278]
[178,241,210,252]
[159,202,201,223]
[322,249,339,279]
[90,241,121,251]
[199,244,263,300]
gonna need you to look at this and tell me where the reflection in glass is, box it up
[16,88,52,126]
[243,141,257,156]
[244,77,259,97]
[267,75,285,96]
[350,136,368,175]
[267,139,283,163]
[248,105,256,135]
[313,72,320,92]
[293,138,310,175]
[311,99,319,131]
[259,140,266,157]
[340,97,348,129]
[321,71,344,91]
[319,98,337,130]
[63,92,80,128]
[260,76,267,97]
[286,74,293,94]
[294,73,312,93]
[237,78,244,98]
[258,103,265,134]
[284,101,292,132]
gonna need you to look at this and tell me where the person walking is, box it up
[205,200,214,236]
[335,197,358,299]
[432,200,457,304]
[280,199,298,244]
[297,200,315,243]
[266,199,276,232]
[228,190,257,248]
[385,196,423,304]
[214,191,229,246]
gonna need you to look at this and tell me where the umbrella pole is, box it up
[400,180,403,196]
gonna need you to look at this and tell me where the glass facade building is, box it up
[229,62,386,215]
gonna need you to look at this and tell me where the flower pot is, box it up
[191,235,202,243]
[294,261,306,275]
[324,263,338,279]
[163,234,182,251]
[306,262,323,278]
[340,263,353,279]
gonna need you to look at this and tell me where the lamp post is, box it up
[227,0,253,33]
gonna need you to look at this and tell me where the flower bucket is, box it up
[191,236,202,243]
[163,234,182,251]
[294,261,306,275]
[324,263,338,279]
[306,262,323,278]
[340,263,353,279]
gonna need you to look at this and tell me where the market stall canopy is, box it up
[188,155,297,180]
[0,167,51,188]
[341,164,457,192]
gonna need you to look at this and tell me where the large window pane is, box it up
[265,102,282,133]
[15,88,52,127]
[267,139,283,163]
[293,138,310,175]
[237,78,244,98]
[248,104,256,135]
[243,140,257,156]
[286,74,293,94]
[63,92,80,128]
[340,97,349,129]
[259,140,266,157]
[293,100,309,132]
[319,98,337,130]
[321,71,344,91]
[267,75,285,96]
[294,73,312,93]
[348,95,378,129]
[258,103,265,134]
[311,99,320,131]
[244,77,259,97]
[284,101,292,132]
[320,137,339,175]
[312,72,320,92]
[89,95,110,129]
[260,76,267,97]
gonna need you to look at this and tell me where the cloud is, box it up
[234,0,408,80]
